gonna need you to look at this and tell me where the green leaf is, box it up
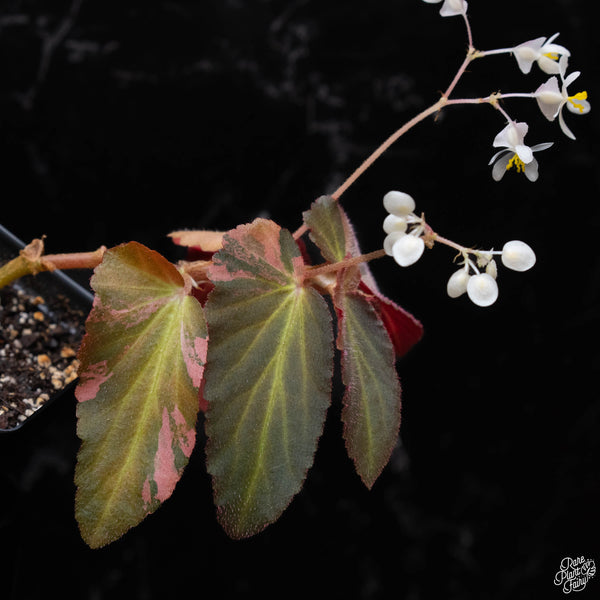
[335,288,401,488]
[204,219,333,539]
[302,195,350,263]
[74,242,207,548]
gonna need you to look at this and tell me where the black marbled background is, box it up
[1,1,599,599]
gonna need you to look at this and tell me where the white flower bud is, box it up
[383,231,405,256]
[446,269,470,298]
[383,214,408,234]
[467,273,499,307]
[383,191,416,216]
[485,259,498,279]
[501,240,536,272]
[392,234,425,267]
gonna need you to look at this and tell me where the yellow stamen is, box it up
[506,154,525,173]
[543,52,559,60]
[568,91,588,113]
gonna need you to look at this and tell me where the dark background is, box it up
[1,1,599,598]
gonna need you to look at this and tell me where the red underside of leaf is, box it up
[358,281,423,358]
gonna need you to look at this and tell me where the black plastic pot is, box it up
[0,224,93,433]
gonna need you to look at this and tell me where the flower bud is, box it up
[392,234,425,267]
[383,214,408,234]
[447,269,470,298]
[501,240,536,271]
[383,231,405,256]
[467,273,499,307]
[383,191,416,216]
[485,259,498,279]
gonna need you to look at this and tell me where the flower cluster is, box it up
[421,0,590,179]
[382,191,425,267]
[383,191,536,307]
[378,4,591,310]
[445,240,536,307]
[488,44,590,178]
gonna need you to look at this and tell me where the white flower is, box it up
[392,234,425,267]
[535,55,590,140]
[446,268,470,298]
[501,241,536,272]
[383,191,416,216]
[383,214,408,234]
[488,122,553,182]
[421,0,468,18]
[512,33,570,75]
[467,273,499,307]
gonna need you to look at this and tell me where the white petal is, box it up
[491,153,511,181]
[439,0,467,16]
[537,55,562,75]
[383,191,416,216]
[467,273,499,307]
[421,0,443,3]
[515,144,533,164]
[493,122,526,149]
[383,231,406,256]
[383,213,408,234]
[447,269,470,298]
[489,149,509,165]
[523,158,540,182]
[514,55,534,74]
[530,142,553,152]
[563,70,580,88]
[558,108,576,140]
[392,235,425,267]
[543,42,570,56]
[513,38,544,73]
[558,54,570,77]
[518,37,546,53]
[501,241,536,271]
[535,78,563,120]
[492,125,512,149]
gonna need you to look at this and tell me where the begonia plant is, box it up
[0,1,590,548]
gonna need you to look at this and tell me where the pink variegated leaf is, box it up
[204,219,333,539]
[75,242,207,549]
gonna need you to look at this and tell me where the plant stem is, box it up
[0,244,106,290]
[43,248,107,271]
[331,99,446,202]
[0,256,36,290]
[305,248,386,281]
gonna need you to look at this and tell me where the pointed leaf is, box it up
[204,219,333,539]
[335,286,402,488]
[74,242,207,548]
[302,195,350,263]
